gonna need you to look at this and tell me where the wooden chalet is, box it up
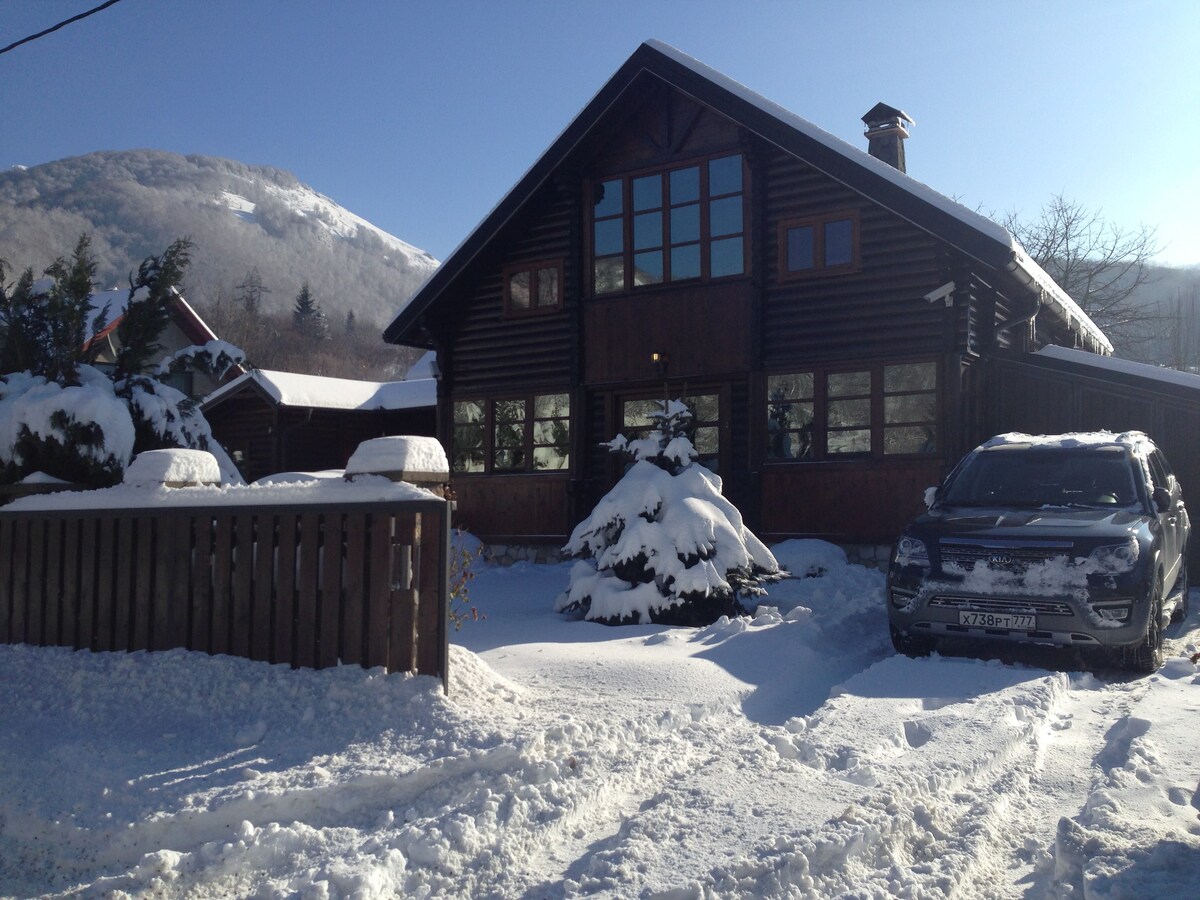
[383,40,1119,549]
[201,370,436,483]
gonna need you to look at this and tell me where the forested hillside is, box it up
[0,151,438,378]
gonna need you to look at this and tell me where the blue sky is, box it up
[2,0,1198,267]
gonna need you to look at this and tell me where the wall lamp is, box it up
[651,351,669,376]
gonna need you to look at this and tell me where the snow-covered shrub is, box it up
[0,366,135,486]
[556,399,783,626]
[1,238,243,486]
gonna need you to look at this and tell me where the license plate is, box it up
[958,611,1036,630]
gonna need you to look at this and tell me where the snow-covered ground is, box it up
[2,542,1198,899]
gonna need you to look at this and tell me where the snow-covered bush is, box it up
[0,238,243,486]
[0,366,134,485]
[556,399,783,626]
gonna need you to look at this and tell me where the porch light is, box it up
[651,351,669,376]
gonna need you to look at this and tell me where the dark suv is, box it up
[888,432,1190,673]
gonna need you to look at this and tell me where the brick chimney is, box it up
[862,103,914,173]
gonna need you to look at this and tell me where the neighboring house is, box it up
[201,369,436,483]
[381,40,1120,548]
[85,287,236,399]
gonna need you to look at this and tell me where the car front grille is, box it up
[927,595,1075,616]
[939,545,1072,568]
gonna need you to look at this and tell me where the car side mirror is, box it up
[1152,486,1171,513]
[923,486,939,510]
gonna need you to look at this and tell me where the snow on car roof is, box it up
[980,431,1152,454]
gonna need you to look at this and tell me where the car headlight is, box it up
[1087,538,1140,574]
[894,536,930,567]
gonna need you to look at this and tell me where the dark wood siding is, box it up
[442,183,576,395]
[583,282,751,385]
[760,458,944,543]
[452,475,572,543]
[760,148,954,367]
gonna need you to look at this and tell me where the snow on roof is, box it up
[202,369,436,411]
[1036,344,1200,392]
[641,40,1112,355]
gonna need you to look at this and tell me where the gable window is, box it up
[452,393,570,474]
[765,360,938,461]
[592,153,745,295]
[779,212,859,277]
[504,259,563,316]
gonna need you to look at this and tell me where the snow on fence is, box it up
[0,498,451,686]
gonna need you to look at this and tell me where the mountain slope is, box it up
[0,150,438,328]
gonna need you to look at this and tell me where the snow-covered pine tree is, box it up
[556,399,783,626]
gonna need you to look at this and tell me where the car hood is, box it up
[916,506,1149,541]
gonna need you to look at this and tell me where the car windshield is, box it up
[941,448,1141,508]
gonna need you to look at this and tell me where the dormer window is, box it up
[591,153,746,295]
[504,259,563,316]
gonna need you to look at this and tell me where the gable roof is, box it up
[384,39,1110,355]
[201,368,436,413]
[83,286,220,351]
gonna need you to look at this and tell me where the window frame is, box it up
[777,210,861,279]
[502,258,565,318]
[450,392,572,475]
[763,358,940,463]
[588,151,749,297]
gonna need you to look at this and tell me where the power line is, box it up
[0,0,126,57]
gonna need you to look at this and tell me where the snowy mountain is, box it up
[0,150,438,327]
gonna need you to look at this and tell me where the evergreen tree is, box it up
[292,280,329,341]
[557,399,783,626]
[112,238,192,380]
[0,235,104,385]
[344,308,356,335]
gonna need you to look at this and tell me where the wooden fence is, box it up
[0,498,451,686]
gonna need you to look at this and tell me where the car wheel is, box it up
[891,626,936,658]
[1121,579,1164,675]
[1169,558,1188,623]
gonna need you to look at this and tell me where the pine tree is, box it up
[0,234,102,385]
[292,280,329,341]
[112,238,193,380]
[557,399,783,626]
[344,308,356,335]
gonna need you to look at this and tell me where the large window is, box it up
[592,153,745,295]
[766,361,937,461]
[779,212,859,277]
[504,259,563,316]
[452,394,570,474]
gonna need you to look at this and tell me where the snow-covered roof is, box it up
[1035,344,1200,392]
[385,39,1111,355]
[202,368,436,412]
